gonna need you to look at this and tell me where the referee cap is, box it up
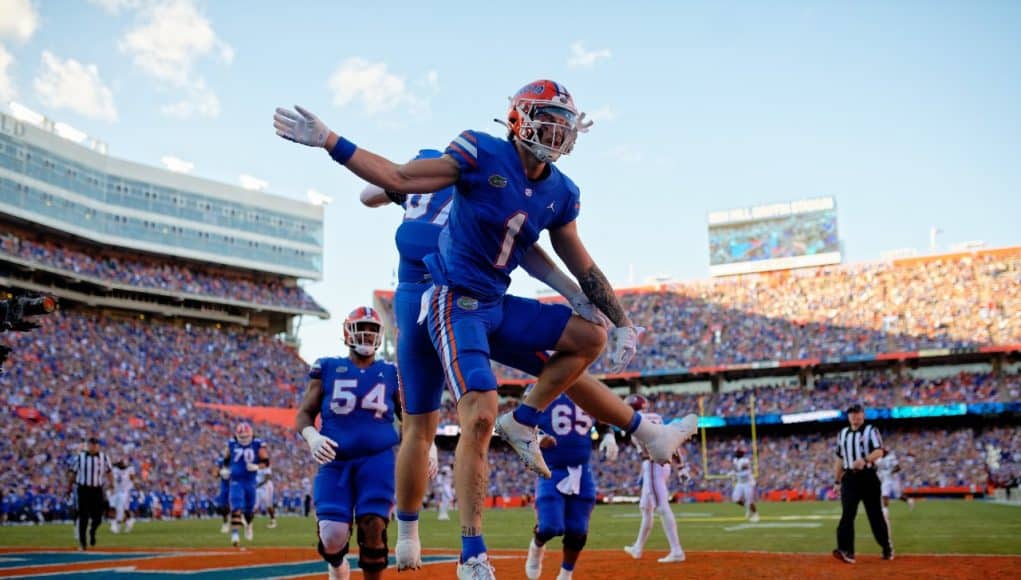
[87,436,100,444]
[845,403,864,414]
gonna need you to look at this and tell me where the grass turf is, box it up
[1,500,1018,555]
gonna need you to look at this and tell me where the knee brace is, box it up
[563,531,588,552]
[317,521,351,566]
[534,523,563,545]
[230,510,243,526]
[356,515,389,573]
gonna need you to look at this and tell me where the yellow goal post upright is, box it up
[698,393,759,479]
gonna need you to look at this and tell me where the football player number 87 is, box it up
[494,212,527,268]
[330,379,389,419]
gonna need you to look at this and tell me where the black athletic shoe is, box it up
[883,548,895,560]
[832,549,856,564]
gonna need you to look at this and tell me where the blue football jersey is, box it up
[310,356,400,460]
[226,438,263,482]
[395,149,455,284]
[536,393,595,469]
[443,130,581,299]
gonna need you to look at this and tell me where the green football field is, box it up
[1,501,1019,555]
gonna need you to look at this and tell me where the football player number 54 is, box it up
[494,212,527,268]
[331,379,388,419]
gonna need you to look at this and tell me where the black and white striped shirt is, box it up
[836,424,884,470]
[70,451,112,488]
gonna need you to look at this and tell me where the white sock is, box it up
[632,414,661,445]
[659,507,682,554]
[397,518,419,542]
[635,508,654,551]
[556,569,573,580]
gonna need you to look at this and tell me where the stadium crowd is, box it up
[0,232,324,313]
[382,250,1020,375]
[0,310,312,523]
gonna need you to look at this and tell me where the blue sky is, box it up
[1,0,1018,363]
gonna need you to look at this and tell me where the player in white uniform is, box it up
[730,448,759,522]
[110,458,136,533]
[434,465,454,521]
[255,466,278,528]
[622,395,686,564]
[877,450,914,521]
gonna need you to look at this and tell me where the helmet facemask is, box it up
[513,101,580,163]
[235,423,253,446]
[345,320,382,357]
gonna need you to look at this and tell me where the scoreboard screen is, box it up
[708,197,841,276]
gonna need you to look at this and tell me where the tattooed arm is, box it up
[548,221,633,328]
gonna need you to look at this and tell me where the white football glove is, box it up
[576,111,594,134]
[678,466,692,484]
[606,326,644,373]
[219,468,230,480]
[273,105,331,148]
[599,433,619,462]
[568,293,611,327]
[301,426,338,464]
[246,462,260,472]
[427,442,439,480]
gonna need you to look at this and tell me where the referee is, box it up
[833,403,893,564]
[67,437,113,551]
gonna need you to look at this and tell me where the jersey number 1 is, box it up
[494,212,527,268]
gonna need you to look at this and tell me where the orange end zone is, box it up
[1,547,1018,579]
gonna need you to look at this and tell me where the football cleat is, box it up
[644,414,698,465]
[220,521,230,534]
[495,412,550,478]
[749,512,760,523]
[457,553,496,580]
[244,522,254,541]
[658,551,686,563]
[395,537,422,571]
[525,539,545,580]
[624,544,642,559]
[832,549,855,564]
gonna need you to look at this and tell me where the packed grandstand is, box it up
[1,107,1019,524]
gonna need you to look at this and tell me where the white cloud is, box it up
[567,41,611,69]
[119,0,232,86]
[586,105,616,123]
[0,43,15,102]
[328,57,425,115]
[160,155,194,174]
[239,174,267,191]
[33,51,117,121]
[87,0,141,14]
[0,0,39,42]
[425,69,439,91]
[159,79,220,119]
[117,0,230,118]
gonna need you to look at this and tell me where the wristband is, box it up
[329,137,357,164]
